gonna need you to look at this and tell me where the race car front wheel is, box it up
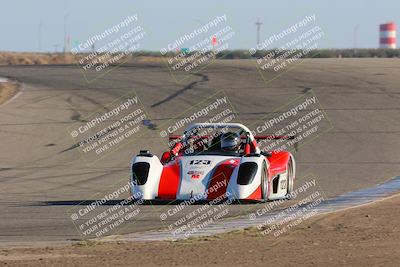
[261,161,269,201]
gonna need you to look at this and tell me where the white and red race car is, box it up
[130,123,295,201]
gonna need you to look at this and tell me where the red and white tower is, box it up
[379,22,396,48]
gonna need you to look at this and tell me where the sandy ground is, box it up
[1,194,399,266]
[0,81,19,105]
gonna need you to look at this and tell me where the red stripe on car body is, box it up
[157,160,180,199]
[207,159,239,200]
[246,185,262,200]
[268,151,290,178]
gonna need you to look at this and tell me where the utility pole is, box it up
[353,25,359,55]
[256,18,263,46]
[63,13,70,53]
[38,20,43,52]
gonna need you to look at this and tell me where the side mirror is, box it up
[244,132,251,155]
[160,152,171,164]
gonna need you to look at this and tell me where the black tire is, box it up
[286,157,295,199]
[261,161,269,201]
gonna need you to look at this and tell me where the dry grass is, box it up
[0,81,19,105]
[0,52,167,66]
[0,52,78,65]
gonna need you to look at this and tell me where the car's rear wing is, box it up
[252,135,295,140]
[168,135,298,151]
[168,135,295,141]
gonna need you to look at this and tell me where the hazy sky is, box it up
[1,0,399,52]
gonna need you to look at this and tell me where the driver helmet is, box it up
[220,132,241,151]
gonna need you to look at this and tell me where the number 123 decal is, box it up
[189,160,211,165]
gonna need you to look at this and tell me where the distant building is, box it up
[379,22,396,48]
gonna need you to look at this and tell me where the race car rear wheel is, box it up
[286,157,295,198]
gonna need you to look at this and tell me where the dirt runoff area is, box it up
[1,194,400,267]
[0,79,19,105]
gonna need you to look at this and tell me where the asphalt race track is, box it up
[1,58,400,244]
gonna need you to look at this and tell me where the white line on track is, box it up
[101,176,400,242]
